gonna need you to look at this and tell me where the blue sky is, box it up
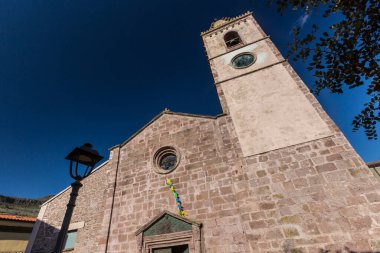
[0,0,378,199]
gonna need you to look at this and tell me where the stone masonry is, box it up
[28,12,380,253]
[29,162,108,253]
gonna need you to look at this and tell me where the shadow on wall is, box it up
[28,220,60,253]
[29,218,97,253]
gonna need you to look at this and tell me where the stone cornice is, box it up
[208,36,270,61]
[214,60,287,86]
[201,11,252,36]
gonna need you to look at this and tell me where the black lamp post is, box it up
[53,143,103,253]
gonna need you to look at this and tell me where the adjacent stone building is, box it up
[27,12,380,253]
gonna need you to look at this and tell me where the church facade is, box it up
[27,12,380,253]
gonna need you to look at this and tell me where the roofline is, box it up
[367,160,380,168]
[41,160,109,206]
[109,110,227,151]
[0,214,37,223]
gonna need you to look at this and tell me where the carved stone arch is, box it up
[135,211,202,253]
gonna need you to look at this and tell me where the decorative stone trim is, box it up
[208,36,269,61]
[55,221,85,232]
[214,59,287,85]
[68,221,85,230]
[136,211,202,253]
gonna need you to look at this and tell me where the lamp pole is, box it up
[53,143,103,253]
[53,181,82,253]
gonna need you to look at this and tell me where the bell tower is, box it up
[201,12,332,157]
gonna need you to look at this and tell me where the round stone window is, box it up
[153,146,180,174]
[231,53,255,69]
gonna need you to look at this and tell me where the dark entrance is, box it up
[153,244,189,253]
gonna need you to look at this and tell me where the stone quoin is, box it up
[27,12,380,253]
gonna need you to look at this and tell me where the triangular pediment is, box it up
[109,110,222,151]
[135,211,201,237]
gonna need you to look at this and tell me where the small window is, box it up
[224,31,242,48]
[63,230,77,250]
[153,146,180,174]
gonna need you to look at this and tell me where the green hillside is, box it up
[0,195,53,217]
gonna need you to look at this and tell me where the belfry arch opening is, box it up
[224,31,242,48]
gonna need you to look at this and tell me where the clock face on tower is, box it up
[231,53,255,69]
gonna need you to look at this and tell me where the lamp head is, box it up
[65,143,103,181]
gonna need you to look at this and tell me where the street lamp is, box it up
[53,143,103,253]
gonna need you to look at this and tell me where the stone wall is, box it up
[30,162,109,253]
[95,113,249,253]
[29,112,380,253]
[28,61,380,253]
[202,16,265,59]
[200,12,380,251]
[29,109,380,253]
[238,135,380,252]
[93,111,380,253]
[29,11,380,253]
